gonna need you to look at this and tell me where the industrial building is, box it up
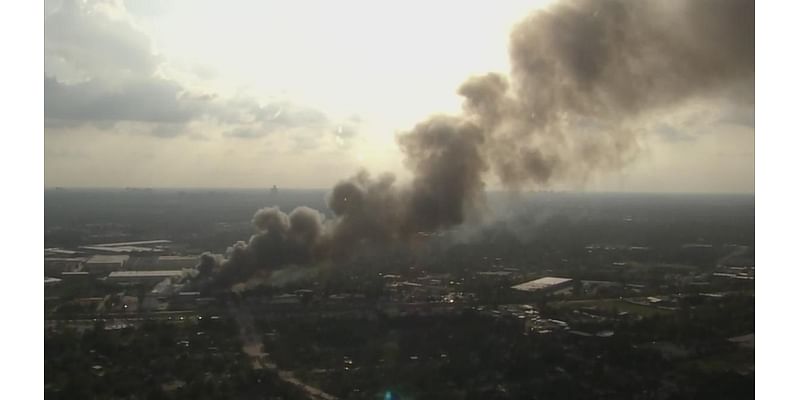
[107,270,183,284]
[124,255,159,270]
[44,257,85,276]
[122,255,199,271]
[77,239,174,255]
[44,277,62,287]
[45,248,82,257]
[79,245,162,254]
[511,276,573,293]
[90,240,172,247]
[60,271,90,279]
[83,255,129,274]
[170,291,201,309]
[155,255,199,269]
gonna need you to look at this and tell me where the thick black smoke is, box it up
[196,252,217,277]
[217,0,753,286]
[214,207,325,285]
[467,0,753,186]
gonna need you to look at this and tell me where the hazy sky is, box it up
[44,0,754,192]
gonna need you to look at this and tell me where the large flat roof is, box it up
[511,277,572,292]
[45,248,81,255]
[125,255,199,271]
[91,240,172,247]
[44,257,86,262]
[81,246,159,253]
[108,270,183,278]
[86,254,130,263]
[157,256,198,267]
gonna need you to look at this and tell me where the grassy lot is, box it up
[682,349,754,374]
[550,298,674,317]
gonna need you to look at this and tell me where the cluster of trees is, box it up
[258,298,753,399]
[45,319,305,399]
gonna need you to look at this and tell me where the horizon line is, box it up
[43,186,755,196]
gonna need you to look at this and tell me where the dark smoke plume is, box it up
[466,0,753,186]
[216,0,753,286]
[195,252,218,277]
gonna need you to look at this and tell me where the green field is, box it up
[550,298,675,317]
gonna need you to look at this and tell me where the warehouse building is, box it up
[511,276,573,293]
[126,255,206,271]
[83,255,129,274]
[45,257,86,276]
[156,255,199,269]
[79,245,162,254]
[107,270,183,284]
[91,240,172,247]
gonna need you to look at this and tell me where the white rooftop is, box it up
[45,248,80,255]
[511,277,572,292]
[477,271,513,276]
[81,246,158,253]
[108,270,183,278]
[91,240,172,247]
[86,254,130,264]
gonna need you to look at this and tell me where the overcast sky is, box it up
[44,0,754,192]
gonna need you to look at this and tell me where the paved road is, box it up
[231,304,339,400]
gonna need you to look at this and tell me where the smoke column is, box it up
[215,0,753,284]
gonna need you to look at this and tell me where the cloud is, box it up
[220,101,331,140]
[44,0,347,145]
[653,123,695,143]
[192,65,218,81]
[150,122,191,138]
[334,123,358,139]
[44,76,210,124]
[45,0,159,81]
[715,106,755,129]
[222,128,265,139]
[123,0,172,17]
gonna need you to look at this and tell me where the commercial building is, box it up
[83,255,129,274]
[511,276,573,293]
[45,257,86,276]
[91,240,172,247]
[124,255,199,271]
[476,271,514,278]
[156,256,199,269]
[61,271,90,280]
[171,291,201,309]
[125,255,159,270]
[45,277,62,287]
[80,245,162,254]
[45,248,82,257]
[107,270,183,284]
